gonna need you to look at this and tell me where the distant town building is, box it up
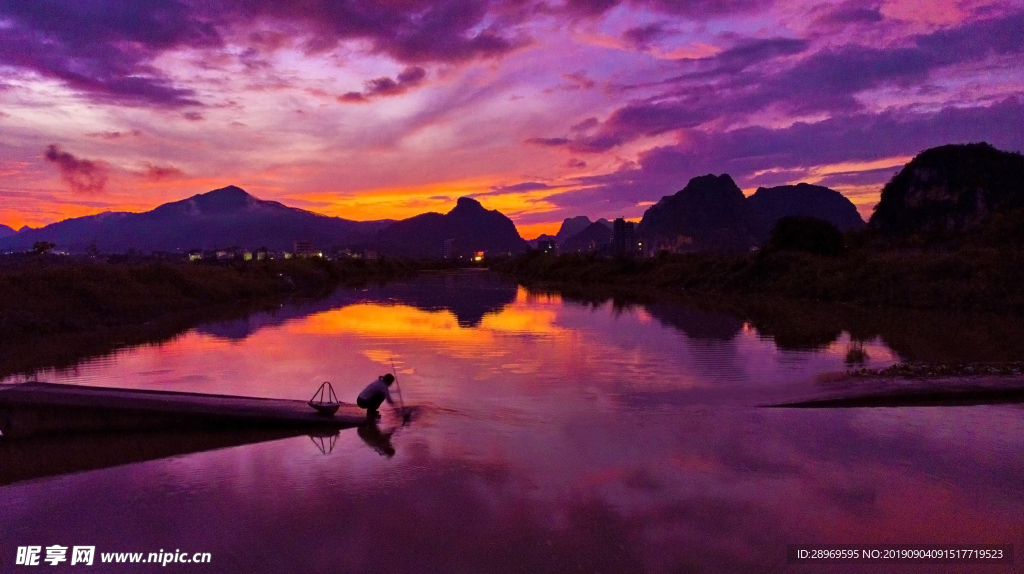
[473,251,485,262]
[537,238,558,254]
[294,241,321,258]
[364,249,378,260]
[652,235,694,254]
[443,238,454,259]
[243,251,253,261]
[613,218,639,256]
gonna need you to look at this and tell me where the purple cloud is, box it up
[139,162,184,181]
[678,37,809,77]
[622,22,676,50]
[0,0,529,108]
[571,117,599,132]
[226,0,529,63]
[560,0,621,17]
[0,0,215,107]
[526,137,571,146]
[43,144,109,194]
[541,97,1024,211]
[532,10,1024,153]
[86,130,143,140]
[562,71,595,90]
[638,0,775,17]
[491,182,553,193]
[760,45,933,113]
[339,66,428,103]
[811,0,883,27]
[560,0,775,19]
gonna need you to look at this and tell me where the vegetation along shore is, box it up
[0,256,414,342]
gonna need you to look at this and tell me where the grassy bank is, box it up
[0,257,414,340]
[496,247,1024,313]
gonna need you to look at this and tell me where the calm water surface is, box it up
[2,271,1022,573]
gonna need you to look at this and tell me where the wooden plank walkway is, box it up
[0,381,367,437]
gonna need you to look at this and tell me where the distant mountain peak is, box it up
[205,185,249,197]
[563,221,614,252]
[161,185,273,217]
[555,216,594,244]
[747,183,865,235]
[0,184,393,253]
[378,196,527,258]
[451,196,485,213]
[194,185,255,204]
[692,173,738,187]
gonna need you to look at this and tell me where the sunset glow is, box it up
[1,0,1022,236]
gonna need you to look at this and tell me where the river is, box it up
[2,271,1022,572]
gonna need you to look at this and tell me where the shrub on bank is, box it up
[763,217,844,257]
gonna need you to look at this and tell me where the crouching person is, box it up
[356,374,395,418]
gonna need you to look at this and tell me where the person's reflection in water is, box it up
[357,423,396,457]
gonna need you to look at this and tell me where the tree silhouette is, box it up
[765,217,844,257]
[32,241,56,255]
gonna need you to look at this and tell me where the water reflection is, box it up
[2,272,1023,573]
[0,427,305,486]
[3,406,1021,573]
[195,270,517,341]
[356,423,396,458]
[643,304,744,341]
[308,430,340,455]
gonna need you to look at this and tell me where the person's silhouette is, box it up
[357,423,396,457]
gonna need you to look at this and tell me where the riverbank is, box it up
[495,247,1024,313]
[0,257,413,343]
[771,368,1024,408]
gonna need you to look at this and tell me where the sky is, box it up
[0,0,1022,238]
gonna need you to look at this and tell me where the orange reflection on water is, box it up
[287,301,568,340]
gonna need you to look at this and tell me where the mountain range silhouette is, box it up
[12,142,1016,256]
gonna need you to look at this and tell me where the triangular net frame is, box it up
[309,381,339,405]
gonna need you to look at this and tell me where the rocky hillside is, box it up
[562,221,614,252]
[554,216,611,245]
[636,174,864,252]
[747,183,865,237]
[868,143,1024,238]
[636,174,757,251]
[376,197,528,258]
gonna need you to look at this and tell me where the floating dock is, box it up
[0,381,367,438]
